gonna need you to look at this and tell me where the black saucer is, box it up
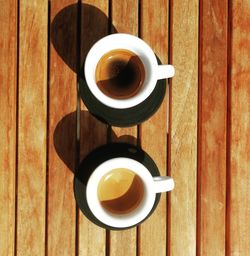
[78,77,166,127]
[74,143,161,230]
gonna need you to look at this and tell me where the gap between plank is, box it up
[167,0,173,256]
[14,0,20,255]
[75,1,82,256]
[225,0,232,254]
[196,0,203,255]
[45,1,51,256]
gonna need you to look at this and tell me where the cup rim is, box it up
[84,33,158,109]
[86,157,156,228]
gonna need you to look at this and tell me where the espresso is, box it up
[95,49,145,99]
[97,168,144,215]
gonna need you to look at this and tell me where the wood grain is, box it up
[111,0,138,35]
[17,1,47,255]
[199,0,228,255]
[1,0,250,254]
[78,1,108,255]
[170,0,198,255]
[229,1,250,255]
[109,1,138,255]
[48,1,77,255]
[139,0,169,255]
[0,1,17,255]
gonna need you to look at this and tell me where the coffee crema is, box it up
[95,49,145,99]
[97,168,144,215]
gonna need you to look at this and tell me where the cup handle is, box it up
[153,176,175,193]
[157,65,175,80]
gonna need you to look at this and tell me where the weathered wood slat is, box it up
[0,1,17,255]
[229,1,250,255]
[170,0,198,255]
[48,1,77,255]
[139,0,169,255]
[199,0,228,255]
[17,1,47,255]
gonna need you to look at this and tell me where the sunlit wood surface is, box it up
[0,0,249,255]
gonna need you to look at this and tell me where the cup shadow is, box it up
[52,3,165,172]
[53,111,137,173]
[51,3,117,75]
[53,111,77,173]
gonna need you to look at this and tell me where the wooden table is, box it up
[1,1,249,255]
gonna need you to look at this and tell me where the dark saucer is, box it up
[74,143,161,230]
[78,77,166,127]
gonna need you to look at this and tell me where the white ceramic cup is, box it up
[84,33,175,109]
[86,157,174,228]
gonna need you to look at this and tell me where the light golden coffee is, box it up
[95,49,145,99]
[97,168,144,215]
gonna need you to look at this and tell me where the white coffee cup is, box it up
[84,33,175,109]
[86,157,174,228]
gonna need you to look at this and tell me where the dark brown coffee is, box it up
[97,168,144,215]
[95,49,145,99]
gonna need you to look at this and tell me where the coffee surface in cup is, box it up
[95,49,145,99]
[97,168,144,215]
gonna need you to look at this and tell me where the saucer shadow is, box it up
[53,111,137,173]
[51,3,117,74]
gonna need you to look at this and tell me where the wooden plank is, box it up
[48,1,77,255]
[78,1,108,255]
[199,0,228,255]
[111,0,138,35]
[170,0,198,255]
[109,1,138,255]
[229,1,250,255]
[0,1,17,255]
[17,1,47,255]
[139,0,169,255]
